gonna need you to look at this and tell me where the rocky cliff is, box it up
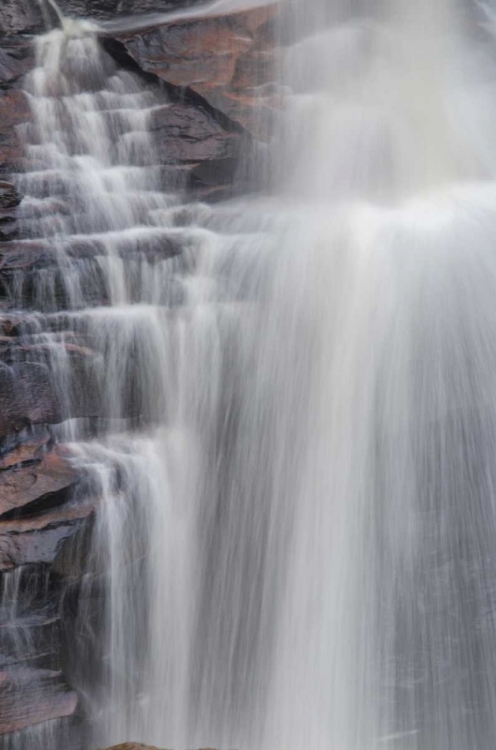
[0,1,277,744]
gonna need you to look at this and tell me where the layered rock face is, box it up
[0,0,277,745]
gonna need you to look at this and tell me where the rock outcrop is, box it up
[112,4,279,140]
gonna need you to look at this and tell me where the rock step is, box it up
[0,666,78,735]
[0,359,101,438]
[0,497,95,572]
[0,182,21,211]
[0,228,186,269]
[0,444,79,519]
[16,196,178,238]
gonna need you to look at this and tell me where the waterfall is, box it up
[7,0,496,748]
[266,1,496,748]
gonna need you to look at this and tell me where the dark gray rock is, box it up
[0,0,43,35]
[0,183,20,210]
[57,0,194,20]
[0,362,62,437]
[150,103,247,164]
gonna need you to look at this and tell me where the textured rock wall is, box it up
[0,0,277,743]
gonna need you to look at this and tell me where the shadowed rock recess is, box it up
[0,0,277,746]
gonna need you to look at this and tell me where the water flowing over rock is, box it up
[5,1,496,750]
[0,0,279,745]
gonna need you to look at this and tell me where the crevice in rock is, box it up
[100,35,253,139]
[0,483,79,521]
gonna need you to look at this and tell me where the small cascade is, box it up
[37,0,66,29]
[2,13,281,750]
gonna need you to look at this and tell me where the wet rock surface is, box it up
[0,1,43,35]
[0,0,278,744]
[115,5,279,139]
[0,499,95,571]
[0,183,21,210]
[0,444,79,518]
[0,666,78,734]
[0,565,82,736]
[0,363,62,437]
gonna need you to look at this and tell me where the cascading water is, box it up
[7,0,496,748]
[7,5,283,747]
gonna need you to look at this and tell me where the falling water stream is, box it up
[7,0,496,748]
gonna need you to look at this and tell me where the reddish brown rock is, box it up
[0,445,78,518]
[0,89,31,172]
[0,497,95,571]
[0,667,77,735]
[0,430,50,470]
[117,5,279,139]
